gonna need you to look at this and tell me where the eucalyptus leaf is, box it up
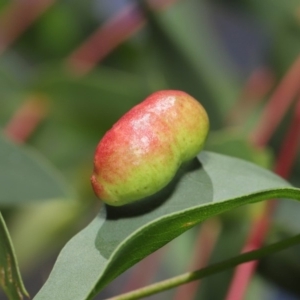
[0,212,28,300]
[0,134,74,205]
[34,152,300,300]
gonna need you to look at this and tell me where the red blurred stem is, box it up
[226,96,300,300]
[225,67,274,126]
[173,218,221,300]
[250,55,300,148]
[66,4,145,76]
[0,0,55,55]
[274,97,300,178]
[4,96,48,143]
[225,201,275,300]
[66,0,178,76]
[121,247,166,293]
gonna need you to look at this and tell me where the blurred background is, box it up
[0,0,300,299]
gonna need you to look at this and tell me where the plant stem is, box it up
[0,0,55,54]
[250,55,300,148]
[173,218,221,300]
[66,0,178,75]
[226,81,300,300]
[106,233,300,300]
[4,95,48,143]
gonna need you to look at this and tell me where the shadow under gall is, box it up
[106,158,202,219]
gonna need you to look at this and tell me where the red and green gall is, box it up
[91,90,209,206]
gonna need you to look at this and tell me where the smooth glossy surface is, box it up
[91,90,209,206]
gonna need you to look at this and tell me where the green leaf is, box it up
[100,232,300,300]
[0,212,28,299]
[0,134,74,205]
[33,152,300,300]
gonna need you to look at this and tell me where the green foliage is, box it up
[0,134,75,298]
[0,213,28,300]
[0,135,74,205]
[33,152,300,299]
[0,0,300,299]
[34,4,83,58]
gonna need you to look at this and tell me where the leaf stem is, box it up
[173,218,221,300]
[107,233,300,300]
[0,0,55,55]
[66,0,177,75]
[4,95,48,143]
[250,55,300,147]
